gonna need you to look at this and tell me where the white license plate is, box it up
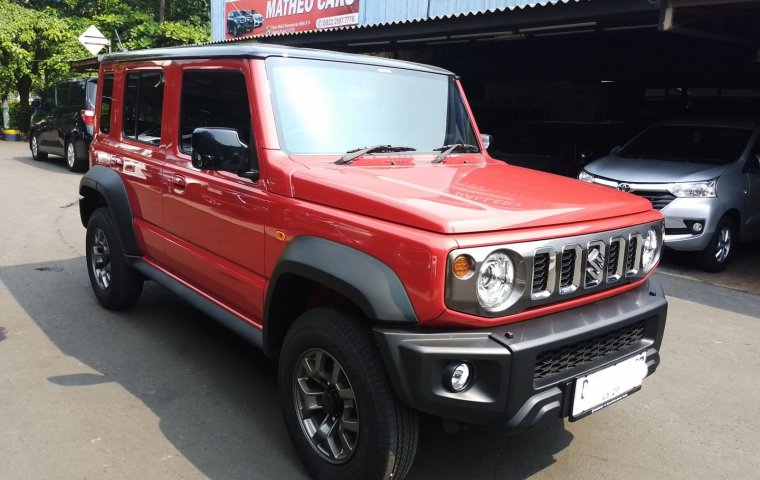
[571,351,648,419]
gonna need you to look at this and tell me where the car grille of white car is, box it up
[630,191,676,210]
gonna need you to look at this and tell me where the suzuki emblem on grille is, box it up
[586,247,605,286]
[617,183,632,192]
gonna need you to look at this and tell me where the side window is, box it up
[123,70,164,145]
[55,83,69,107]
[69,81,86,108]
[751,136,760,170]
[179,70,251,153]
[99,73,114,134]
[42,89,54,109]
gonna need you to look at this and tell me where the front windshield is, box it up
[619,125,751,164]
[266,57,479,155]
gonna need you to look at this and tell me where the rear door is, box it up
[92,65,168,263]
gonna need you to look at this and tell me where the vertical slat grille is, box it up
[532,253,550,294]
[560,249,576,288]
[626,237,638,271]
[607,241,620,277]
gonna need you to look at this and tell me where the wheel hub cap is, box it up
[32,137,38,156]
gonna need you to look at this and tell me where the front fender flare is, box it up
[265,236,418,326]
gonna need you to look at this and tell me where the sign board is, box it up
[224,0,360,40]
[78,25,110,56]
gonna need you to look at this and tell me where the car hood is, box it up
[290,157,653,234]
[585,155,731,183]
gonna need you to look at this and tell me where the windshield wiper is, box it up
[335,145,416,165]
[432,143,479,164]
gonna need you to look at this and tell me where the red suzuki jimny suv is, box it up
[79,44,667,480]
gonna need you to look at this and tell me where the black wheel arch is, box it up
[79,165,140,256]
[264,236,418,358]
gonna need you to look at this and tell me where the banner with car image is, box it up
[224,0,360,40]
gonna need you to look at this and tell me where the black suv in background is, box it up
[29,77,97,172]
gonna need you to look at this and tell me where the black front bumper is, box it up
[373,278,667,428]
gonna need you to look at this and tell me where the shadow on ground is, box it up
[0,257,573,480]
[9,147,81,175]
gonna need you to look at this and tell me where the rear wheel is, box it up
[698,216,736,272]
[66,140,88,172]
[278,307,419,480]
[30,134,47,161]
[86,208,143,309]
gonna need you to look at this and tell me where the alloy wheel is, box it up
[90,228,111,289]
[67,143,76,168]
[293,348,360,464]
[31,136,38,157]
[714,226,732,264]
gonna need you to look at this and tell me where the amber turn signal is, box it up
[452,254,475,279]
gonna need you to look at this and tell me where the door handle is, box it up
[110,155,123,171]
[171,174,187,193]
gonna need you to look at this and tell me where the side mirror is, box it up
[610,146,622,156]
[191,127,257,179]
[31,99,42,109]
[480,133,492,150]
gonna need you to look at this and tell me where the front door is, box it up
[161,61,269,325]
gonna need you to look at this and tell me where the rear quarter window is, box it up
[99,73,114,134]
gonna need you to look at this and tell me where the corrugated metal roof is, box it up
[210,0,587,43]
[361,0,586,27]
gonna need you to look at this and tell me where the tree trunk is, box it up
[17,74,31,107]
[159,0,165,23]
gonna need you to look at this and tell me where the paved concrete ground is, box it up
[1,139,759,480]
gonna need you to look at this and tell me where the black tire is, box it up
[278,307,419,480]
[66,139,88,172]
[30,133,47,161]
[86,208,143,309]
[697,216,736,272]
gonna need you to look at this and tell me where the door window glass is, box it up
[69,81,86,108]
[55,83,69,107]
[99,73,114,134]
[179,70,251,153]
[123,70,164,145]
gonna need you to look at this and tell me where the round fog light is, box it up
[445,362,472,392]
[692,222,703,233]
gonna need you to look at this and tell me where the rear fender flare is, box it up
[78,165,140,256]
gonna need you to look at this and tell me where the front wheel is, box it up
[86,208,143,309]
[698,216,736,272]
[278,307,419,480]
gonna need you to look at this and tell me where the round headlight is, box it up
[477,252,515,311]
[641,228,659,272]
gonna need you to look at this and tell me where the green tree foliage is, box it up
[1,0,211,126]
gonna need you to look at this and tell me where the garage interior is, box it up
[263,0,760,176]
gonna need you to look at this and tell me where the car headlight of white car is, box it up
[578,170,595,183]
[668,179,717,198]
